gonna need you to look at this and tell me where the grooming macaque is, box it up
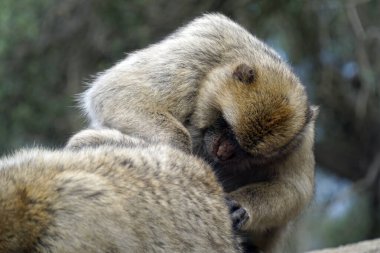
[0,129,241,253]
[81,13,317,252]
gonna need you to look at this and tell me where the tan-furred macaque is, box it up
[81,13,318,252]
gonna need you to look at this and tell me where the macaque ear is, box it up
[310,105,319,121]
[232,63,255,84]
[306,105,319,122]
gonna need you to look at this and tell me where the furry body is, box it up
[0,135,240,253]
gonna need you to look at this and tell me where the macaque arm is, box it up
[100,110,192,153]
[66,129,146,149]
[228,175,313,232]
[230,123,316,231]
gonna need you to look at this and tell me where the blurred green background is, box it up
[0,0,379,252]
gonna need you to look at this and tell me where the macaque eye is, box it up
[232,63,255,84]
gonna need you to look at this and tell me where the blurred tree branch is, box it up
[312,0,380,238]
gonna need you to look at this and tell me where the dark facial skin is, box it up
[195,117,279,191]
[203,118,240,162]
[195,116,294,241]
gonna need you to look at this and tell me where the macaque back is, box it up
[0,143,240,253]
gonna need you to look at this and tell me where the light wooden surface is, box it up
[307,238,380,253]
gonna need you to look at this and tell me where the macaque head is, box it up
[200,62,316,166]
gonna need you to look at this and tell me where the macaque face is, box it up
[194,117,278,192]
[200,117,272,170]
[195,102,314,177]
[199,110,310,172]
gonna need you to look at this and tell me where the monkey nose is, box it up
[216,138,236,161]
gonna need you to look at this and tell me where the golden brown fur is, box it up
[80,13,317,252]
[0,131,241,253]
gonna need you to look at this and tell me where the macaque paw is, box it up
[225,197,249,231]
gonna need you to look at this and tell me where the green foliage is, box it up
[320,196,371,247]
[0,0,149,153]
[0,0,61,152]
